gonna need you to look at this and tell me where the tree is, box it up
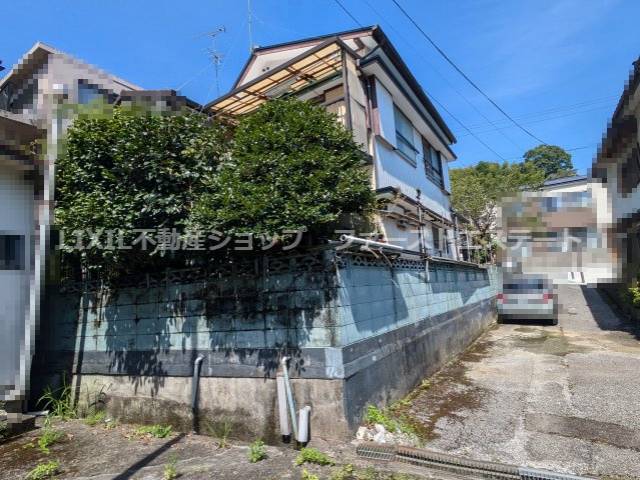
[450,161,545,241]
[56,106,229,278]
[189,98,375,240]
[523,144,575,179]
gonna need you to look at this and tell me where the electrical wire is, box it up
[391,0,547,145]
[334,0,364,27]
[334,0,507,160]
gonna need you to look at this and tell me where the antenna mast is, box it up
[247,0,253,53]
[204,26,226,97]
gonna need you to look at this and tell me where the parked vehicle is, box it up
[497,276,558,325]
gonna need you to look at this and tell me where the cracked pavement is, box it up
[405,284,640,478]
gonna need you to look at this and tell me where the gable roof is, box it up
[227,26,456,144]
[0,41,141,92]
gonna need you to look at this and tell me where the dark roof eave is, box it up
[369,26,456,145]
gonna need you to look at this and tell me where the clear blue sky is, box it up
[4,0,639,174]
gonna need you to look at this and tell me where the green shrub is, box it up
[295,447,335,466]
[248,439,267,463]
[37,427,64,454]
[626,286,640,308]
[26,460,60,480]
[134,424,172,439]
[190,98,375,240]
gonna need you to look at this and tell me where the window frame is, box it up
[422,137,444,188]
[393,105,418,165]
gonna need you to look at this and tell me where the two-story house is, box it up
[205,26,459,258]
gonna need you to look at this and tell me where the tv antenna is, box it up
[203,26,226,97]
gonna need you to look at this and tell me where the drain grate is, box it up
[356,443,596,480]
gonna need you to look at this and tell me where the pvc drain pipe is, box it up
[191,354,205,413]
[276,374,291,438]
[296,406,311,444]
[281,356,298,439]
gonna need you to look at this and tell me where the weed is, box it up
[301,469,319,480]
[248,439,267,463]
[37,374,76,421]
[163,453,179,480]
[37,427,64,454]
[0,422,7,440]
[295,447,335,466]
[331,464,355,480]
[205,419,232,448]
[363,405,417,437]
[84,410,106,427]
[134,424,172,439]
[26,460,60,480]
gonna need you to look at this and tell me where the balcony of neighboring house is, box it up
[205,38,370,154]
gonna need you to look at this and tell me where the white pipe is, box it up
[339,235,404,253]
[281,357,298,439]
[276,374,291,438]
[296,406,311,444]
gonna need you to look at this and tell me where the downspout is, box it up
[191,354,205,432]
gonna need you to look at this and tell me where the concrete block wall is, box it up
[33,250,497,440]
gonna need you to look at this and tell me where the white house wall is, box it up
[0,167,34,399]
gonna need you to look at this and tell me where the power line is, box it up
[334,0,506,160]
[334,0,363,27]
[391,0,547,145]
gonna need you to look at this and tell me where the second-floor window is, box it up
[394,105,418,165]
[423,138,444,188]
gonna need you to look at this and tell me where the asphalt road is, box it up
[405,283,640,478]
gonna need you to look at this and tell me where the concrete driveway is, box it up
[405,284,640,478]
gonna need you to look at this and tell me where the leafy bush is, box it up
[248,439,267,463]
[26,460,60,480]
[134,424,172,439]
[190,98,375,239]
[56,106,229,279]
[626,286,640,308]
[295,447,335,466]
[37,427,64,454]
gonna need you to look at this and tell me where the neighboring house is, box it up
[0,110,41,404]
[206,26,459,258]
[592,56,640,284]
[0,42,142,128]
[0,42,142,409]
[499,175,615,285]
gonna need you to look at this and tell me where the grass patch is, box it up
[37,427,64,454]
[37,375,76,421]
[134,424,172,439]
[364,405,423,441]
[84,410,107,427]
[26,460,60,479]
[163,453,179,480]
[248,439,267,463]
[330,465,416,480]
[295,447,335,466]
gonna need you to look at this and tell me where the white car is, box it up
[497,277,558,325]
